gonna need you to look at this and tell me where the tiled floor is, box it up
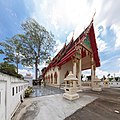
[30,85,64,97]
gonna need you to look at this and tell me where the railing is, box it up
[81,81,91,87]
[59,82,65,89]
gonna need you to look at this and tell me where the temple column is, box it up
[53,70,55,84]
[73,59,76,76]
[78,57,82,88]
[53,76,55,84]
[49,77,51,84]
[49,72,51,84]
[78,48,82,86]
[57,67,60,86]
[91,56,95,88]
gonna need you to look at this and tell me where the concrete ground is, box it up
[65,88,120,120]
[12,94,96,120]
[12,87,120,120]
[12,86,97,120]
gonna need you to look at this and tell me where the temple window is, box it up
[12,87,14,96]
[0,92,1,104]
[51,74,53,84]
[65,71,69,78]
[16,87,18,93]
[54,72,57,84]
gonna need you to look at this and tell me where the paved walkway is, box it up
[30,85,64,97]
[13,94,97,120]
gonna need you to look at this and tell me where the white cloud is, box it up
[117,58,120,67]
[23,0,120,77]
[82,68,108,79]
[25,0,96,32]
[38,61,47,72]
[25,0,120,40]
[96,68,120,78]
[96,38,107,52]
[67,32,74,43]
[54,40,65,56]
[118,58,120,61]
[24,0,120,49]
[82,69,91,77]
[82,68,120,79]
[96,68,109,78]
[18,69,30,76]
[110,24,120,48]
[115,71,120,77]
[19,68,35,78]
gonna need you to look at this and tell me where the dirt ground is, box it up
[65,88,120,120]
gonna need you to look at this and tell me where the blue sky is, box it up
[0,0,120,78]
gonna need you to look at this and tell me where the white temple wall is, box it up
[45,60,74,85]
[59,60,73,84]
[45,67,59,84]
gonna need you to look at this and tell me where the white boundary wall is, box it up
[0,72,29,120]
[0,81,6,120]
[100,81,120,88]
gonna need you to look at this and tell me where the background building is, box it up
[24,73,33,87]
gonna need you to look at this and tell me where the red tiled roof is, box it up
[43,21,100,75]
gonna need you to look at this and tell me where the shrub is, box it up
[25,86,33,97]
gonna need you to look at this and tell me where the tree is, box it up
[45,57,52,65]
[0,35,24,73]
[0,62,23,78]
[103,75,106,80]
[21,18,55,80]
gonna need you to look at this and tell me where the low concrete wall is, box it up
[0,81,6,120]
[0,72,29,120]
[100,81,120,88]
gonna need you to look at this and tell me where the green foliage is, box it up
[109,78,113,81]
[0,62,23,78]
[25,86,33,97]
[21,18,55,63]
[21,18,56,79]
[0,49,4,54]
[0,18,55,80]
[0,34,24,73]
[45,57,52,64]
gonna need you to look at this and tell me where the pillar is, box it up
[91,56,96,88]
[78,48,82,88]
[73,60,76,76]
[53,72,55,84]
[73,81,76,88]
[49,73,51,84]
[57,67,60,86]
[65,81,67,87]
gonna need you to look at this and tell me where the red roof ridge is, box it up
[43,20,100,75]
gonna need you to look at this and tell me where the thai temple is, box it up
[43,20,100,90]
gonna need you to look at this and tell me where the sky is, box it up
[0,0,120,78]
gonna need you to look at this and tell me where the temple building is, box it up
[43,20,100,90]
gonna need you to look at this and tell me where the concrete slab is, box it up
[15,94,97,120]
